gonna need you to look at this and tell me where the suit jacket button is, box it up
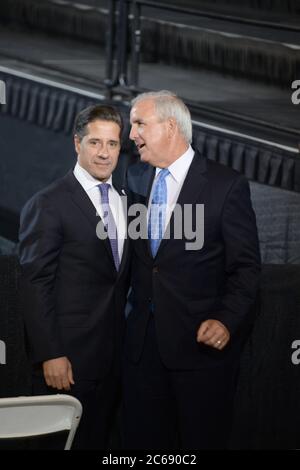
[153,266,158,274]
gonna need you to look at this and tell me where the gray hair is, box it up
[131,90,192,144]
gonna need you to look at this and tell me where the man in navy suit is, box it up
[122,91,261,449]
[19,105,130,449]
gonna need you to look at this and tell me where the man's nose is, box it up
[129,125,137,141]
[98,144,109,157]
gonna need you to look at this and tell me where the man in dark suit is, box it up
[122,91,261,449]
[19,105,130,449]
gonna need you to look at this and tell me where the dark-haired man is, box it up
[19,105,131,449]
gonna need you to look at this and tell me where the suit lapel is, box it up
[174,151,208,207]
[145,167,156,205]
[157,151,208,256]
[128,161,155,199]
[64,171,118,269]
[113,183,131,276]
[130,165,155,259]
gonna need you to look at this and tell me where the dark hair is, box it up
[73,104,123,140]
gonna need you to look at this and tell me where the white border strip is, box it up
[192,120,299,154]
[0,65,298,154]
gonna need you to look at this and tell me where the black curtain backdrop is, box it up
[194,131,300,193]
[230,264,300,449]
[250,183,300,265]
[0,256,31,398]
[0,115,75,214]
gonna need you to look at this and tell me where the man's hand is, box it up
[197,319,230,350]
[43,356,75,391]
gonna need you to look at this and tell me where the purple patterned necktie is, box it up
[98,183,120,271]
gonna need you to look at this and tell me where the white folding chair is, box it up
[0,394,82,450]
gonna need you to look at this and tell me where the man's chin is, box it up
[92,171,110,182]
[139,151,149,162]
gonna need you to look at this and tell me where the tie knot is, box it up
[98,182,111,193]
[157,168,170,181]
[98,183,110,202]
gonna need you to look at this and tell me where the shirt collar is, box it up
[74,162,113,191]
[156,145,194,183]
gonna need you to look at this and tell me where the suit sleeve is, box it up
[19,193,65,364]
[213,175,261,336]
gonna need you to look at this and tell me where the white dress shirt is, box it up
[73,162,126,260]
[148,145,195,231]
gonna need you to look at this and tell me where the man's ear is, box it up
[74,135,81,155]
[167,118,177,139]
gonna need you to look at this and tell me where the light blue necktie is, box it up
[98,183,120,270]
[148,168,170,257]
